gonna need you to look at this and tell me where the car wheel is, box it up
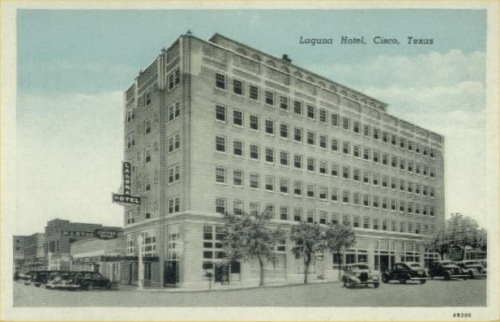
[469,271,474,279]
[399,277,407,284]
[87,282,94,291]
[346,280,354,289]
[429,273,434,280]
[444,272,451,280]
[419,279,426,284]
[374,283,380,289]
[381,274,389,284]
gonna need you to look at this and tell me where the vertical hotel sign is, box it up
[112,161,141,205]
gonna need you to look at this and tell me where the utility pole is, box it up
[137,234,144,291]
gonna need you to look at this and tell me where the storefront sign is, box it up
[61,230,95,237]
[112,194,141,205]
[94,229,119,240]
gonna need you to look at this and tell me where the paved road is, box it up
[14,278,486,307]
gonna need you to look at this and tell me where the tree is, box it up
[222,210,284,287]
[323,223,356,281]
[290,222,325,284]
[423,228,450,260]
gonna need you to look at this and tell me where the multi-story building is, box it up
[13,236,28,272]
[120,33,445,288]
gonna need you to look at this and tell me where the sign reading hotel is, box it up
[112,161,141,205]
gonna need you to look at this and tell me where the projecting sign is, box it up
[112,161,141,205]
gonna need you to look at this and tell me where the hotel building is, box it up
[120,33,445,288]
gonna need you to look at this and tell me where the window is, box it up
[307,158,315,172]
[353,168,360,181]
[319,211,327,224]
[215,105,226,122]
[250,173,260,189]
[342,166,350,179]
[400,222,406,233]
[331,113,339,126]
[343,142,350,154]
[265,90,274,106]
[127,109,135,123]
[215,166,226,184]
[415,163,421,175]
[382,131,389,143]
[382,175,388,188]
[363,171,370,184]
[319,161,327,174]
[391,221,396,232]
[215,198,226,214]
[168,69,180,90]
[373,128,379,140]
[382,197,388,209]
[215,136,226,153]
[363,194,370,207]
[233,110,243,126]
[400,138,406,149]
[168,197,180,214]
[400,179,405,192]
[280,178,288,194]
[307,184,315,198]
[331,162,339,177]
[391,199,397,211]
[233,140,243,156]
[400,158,405,171]
[408,161,414,173]
[234,200,244,215]
[363,148,370,160]
[280,151,288,166]
[307,131,315,145]
[353,121,360,134]
[342,214,350,226]
[400,200,405,213]
[408,140,413,151]
[372,195,379,208]
[250,115,259,130]
[430,148,435,158]
[127,133,135,149]
[353,192,360,205]
[430,168,435,178]
[294,208,302,222]
[373,219,379,230]
[250,144,259,160]
[342,117,350,130]
[363,217,370,229]
[423,146,429,156]
[391,134,397,146]
[372,173,379,186]
[332,213,339,225]
[168,102,181,122]
[265,175,275,191]
[294,154,302,169]
[408,182,413,193]
[249,85,259,100]
[294,181,302,196]
[353,145,360,157]
[331,188,339,202]
[307,105,315,119]
[280,206,289,220]
[280,124,288,138]
[233,170,243,186]
[293,100,302,115]
[145,177,151,192]
[265,119,274,135]
[319,187,327,200]
[143,91,152,107]
[382,220,388,231]
[307,210,315,223]
[319,109,327,123]
[430,187,435,198]
[265,147,274,163]
[391,155,398,168]
[342,190,350,203]
[415,204,420,215]
[145,120,152,135]
[215,73,226,90]
[391,177,397,190]
[373,150,379,163]
[382,153,388,165]
[168,165,180,184]
[319,135,327,149]
[353,216,360,228]
[363,124,370,137]
[233,79,243,95]
[294,128,302,142]
[280,95,289,110]
[331,139,339,152]
[415,143,421,154]
[145,148,151,163]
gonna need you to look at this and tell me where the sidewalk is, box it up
[118,277,339,293]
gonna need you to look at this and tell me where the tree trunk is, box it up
[337,252,342,281]
[258,257,265,287]
[304,255,310,284]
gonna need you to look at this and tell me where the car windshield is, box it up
[409,263,423,268]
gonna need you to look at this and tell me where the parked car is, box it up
[341,263,380,288]
[45,271,78,290]
[428,260,468,280]
[381,262,427,284]
[30,270,63,287]
[50,271,115,290]
[455,260,487,279]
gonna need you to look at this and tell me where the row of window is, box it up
[215,135,437,180]
[214,198,435,234]
[125,196,180,225]
[214,73,439,158]
[215,166,436,199]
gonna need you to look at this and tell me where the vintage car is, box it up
[48,271,115,290]
[45,271,78,290]
[428,260,468,280]
[341,263,380,288]
[455,260,487,279]
[30,270,63,287]
[381,262,427,284]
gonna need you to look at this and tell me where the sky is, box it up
[13,8,491,235]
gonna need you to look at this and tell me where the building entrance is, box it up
[164,261,179,286]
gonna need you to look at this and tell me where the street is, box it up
[14,278,486,307]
